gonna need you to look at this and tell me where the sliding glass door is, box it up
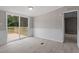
[7,15,19,42]
[7,15,28,42]
[20,17,28,39]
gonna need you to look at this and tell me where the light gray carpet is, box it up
[0,37,78,53]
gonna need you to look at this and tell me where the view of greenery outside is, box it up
[8,15,28,37]
[8,15,19,34]
[20,17,28,36]
[8,15,19,27]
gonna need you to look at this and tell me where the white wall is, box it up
[28,17,34,37]
[33,6,79,45]
[0,10,7,46]
[77,11,79,48]
[33,7,64,42]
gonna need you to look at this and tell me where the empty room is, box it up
[0,6,79,53]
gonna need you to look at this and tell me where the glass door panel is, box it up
[20,17,28,38]
[7,15,19,42]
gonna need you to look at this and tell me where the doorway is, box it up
[64,11,77,43]
[7,15,28,42]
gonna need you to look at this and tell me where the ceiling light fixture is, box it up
[28,6,33,11]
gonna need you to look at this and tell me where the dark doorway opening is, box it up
[64,11,77,43]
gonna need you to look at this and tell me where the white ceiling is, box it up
[0,6,63,17]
